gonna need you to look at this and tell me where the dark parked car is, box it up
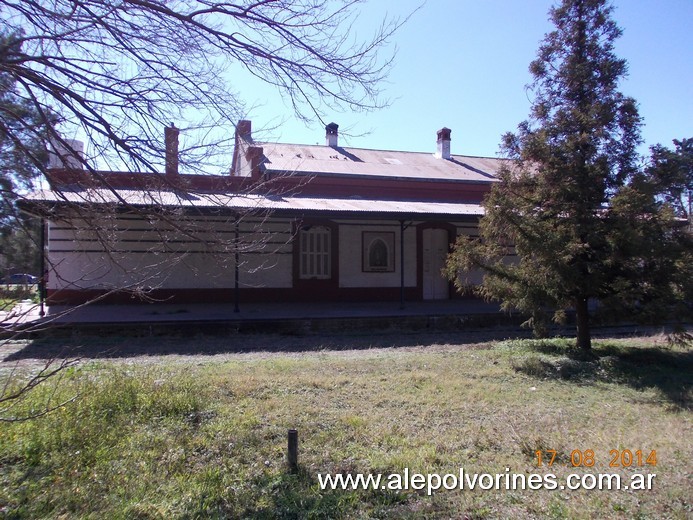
[2,273,38,284]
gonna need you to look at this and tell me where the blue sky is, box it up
[243,0,692,159]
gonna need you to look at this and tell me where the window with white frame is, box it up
[299,226,331,279]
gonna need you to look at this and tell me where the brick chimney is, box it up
[435,127,451,160]
[48,137,85,170]
[164,123,179,177]
[237,120,252,141]
[245,145,264,178]
[325,122,339,147]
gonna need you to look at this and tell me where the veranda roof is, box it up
[24,188,485,220]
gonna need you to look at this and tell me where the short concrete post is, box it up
[287,429,298,473]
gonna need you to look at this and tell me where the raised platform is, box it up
[4,299,523,338]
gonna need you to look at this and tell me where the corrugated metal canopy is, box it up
[25,188,485,218]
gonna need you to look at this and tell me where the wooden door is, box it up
[422,228,449,300]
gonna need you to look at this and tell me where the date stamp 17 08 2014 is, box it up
[535,449,657,468]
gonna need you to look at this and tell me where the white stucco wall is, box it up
[46,214,293,290]
[337,220,417,288]
[46,212,501,295]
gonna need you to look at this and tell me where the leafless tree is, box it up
[0,0,411,420]
[2,0,405,173]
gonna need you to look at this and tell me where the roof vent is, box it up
[435,127,451,160]
[325,122,339,147]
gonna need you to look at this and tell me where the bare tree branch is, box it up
[0,0,414,420]
[2,0,408,172]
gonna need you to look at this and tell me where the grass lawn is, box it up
[0,334,690,519]
[0,286,38,312]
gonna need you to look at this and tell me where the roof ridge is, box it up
[255,141,502,161]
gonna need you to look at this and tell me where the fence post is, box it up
[287,428,298,473]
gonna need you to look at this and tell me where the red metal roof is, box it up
[257,142,504,183]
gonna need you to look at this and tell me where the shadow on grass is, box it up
[241,469,353,520]
[512,342,692,411]
[232,467,412,520]
[2,328,534,362]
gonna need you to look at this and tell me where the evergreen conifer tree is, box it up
[0,32,50,279]
[447,0,692,349]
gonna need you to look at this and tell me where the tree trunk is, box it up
[575,296,592,350]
